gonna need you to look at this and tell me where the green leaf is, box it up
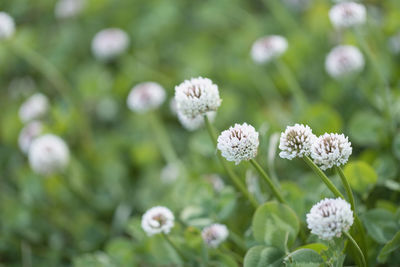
[284,249,324,267]
[300,104,342,135]
[295,243,328,254]
[378,230,400,262]
[244,246,284,267]
[348,111,385,147]
[343,161,377,195]
[362,209,399,244]
[252,202,300,251]
[392,132,400,160]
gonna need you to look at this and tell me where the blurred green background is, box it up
[1,0,400,266]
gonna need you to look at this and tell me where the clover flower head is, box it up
[177,111,216,131]
[279,124,316,160]
[91,28,129,60]
[18,121,43,154]
[174,77,221,118]
[217,123,259,165]
[251,35,288,64]
[28,134,70,176]
[329,2,366,29]
[306,198,353,240]
[19,93,49,123]
[0,12,15,40]
[325,45,364,78]
[141,206,174,236]
[202,224,229,248]
[311,133,352,170]
[55,0,85,19]
[127,82,166,113]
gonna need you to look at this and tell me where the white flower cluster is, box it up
[325,45,364,78]
[174,77,221,119]
[18,121,43,154]
[311,133,352,170]
[306,198,354,240]
[251,35,288,64]
[91,28,130,60]
[279,124,316,160]
[201,223,229,248]
[126,82,166,113]
[217,123,259,165]
[141,206,174,236]
[28,134,70,176]
[19,93,49,123]
[0,12,15,40]
[55,0,85,19]
[329,2,366,29]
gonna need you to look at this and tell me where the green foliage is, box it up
[378,230,400,263]
[244,246,284,267]
[343,161,378,196]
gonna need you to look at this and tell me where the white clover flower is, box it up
[325,45,364,78]
[126,82,166,113]
[217,123,259,165]
[174,77,221,119]
[54,0,85,19]
[202,224,229,248]
[91,28,129,60]
[160,163,180,184]
[311,133,352,170]
[0,12,15,40]
[28,134,70,176]
[251,35,288,64]
[279,124,316,160]
[19,93,49,123]
[141,206,174,236]
[306,198,354,240]
[204,174,225,192]
[18,121,43,154]
[177,111,216,131]
[329,2,366,29]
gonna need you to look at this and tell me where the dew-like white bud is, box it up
[28,134,70,176]
[0,12,15,40]
[141,206,174,236]
[54,0,85,19]
[127,82,166,113]
[217,123,259,165]
[251,35,288,64]
[329,2,366,29]
[279,124,316,160]
[202,224,229,248]
[18,121,43,154]
[19,93,49,123]
[91,28,129,60]
[177,111,216,131]
[174,77,221,119]
[325,45,364,78]
[311,133,352,170]
[306,198,353,240]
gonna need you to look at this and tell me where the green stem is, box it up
[149,112,178,163]
[220,245,243,264]
[249,159,286,204]
[303,156,345,199]
[274,59,307,110]
[203,115,258,208]
[344,231,367,267]
[162,233,187,261]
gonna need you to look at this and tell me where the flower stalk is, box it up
[344,231,367,267]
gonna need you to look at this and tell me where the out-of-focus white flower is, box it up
[217,123,259,165]
[329,2,366,29]
[19,93,49,123]
[96,97,118,121]
[28,134,70,176]
[177,111,216,131]
[325,45,364,78]
[204,174,225,192]
[126,82,166,113]
[18,121,43,154]
[279,124,316,160]
[306,198,353,240]
[174,77,221,119]
[54,0,85,19]
[161,163,180,184]
[0,12,15,40]
[311,133,352,170]
[388,32,400,54]
[141,206,174,236]
[202,224,229,248]
[91,28,129,60]
[251,35,288,64]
